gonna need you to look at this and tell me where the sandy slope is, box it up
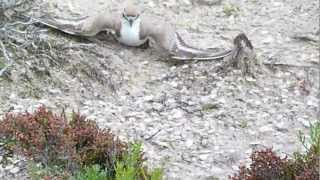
[0,0,319,179]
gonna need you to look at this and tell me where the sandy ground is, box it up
[0,0,319,179]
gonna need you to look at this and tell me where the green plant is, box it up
[223,3,240,17]
[239,120,248,128]
[149,168,163,180]
[115,143,145,180]
[115,143,163,180]
[299,120,320,155]
[0,58,5,69]
[74,165,107,180]
[27,161,71,180]
[201,103,219,112]
[230,120,320,180]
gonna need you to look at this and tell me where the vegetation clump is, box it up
[0,106,162,179]
[230,121,320,180]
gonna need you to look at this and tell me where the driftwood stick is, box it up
[0,40,13,76]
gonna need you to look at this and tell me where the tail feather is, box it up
[174,33,218,56]
[171,32,253,61]
[171,32,233,60]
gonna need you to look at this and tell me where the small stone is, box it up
[180,0,192,6]
[9,167,19,174]
[154,141,170,148]
[199,153,210,160]
[245,149,252,155]
[171,109,184,119]
[170,81,178,88]
[298,118,310,128]
[48,89,61,95]
[144,95,154,102]
[12,159,20,165]
[262,35,274,44]
[249,141,262,148]
[232,165,239,171]
[197,0,222,6]
[211,166,224,174]
[200,137,209,147]
[152,102,164,111]
[259,125,273,133]
[274,121,288,132]
[185,139,194,147]
[5,164,14,171]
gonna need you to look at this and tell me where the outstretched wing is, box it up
[34,12,120,37]
[140,15,233,60]
[139,15,177,57]
[80,12,121,36]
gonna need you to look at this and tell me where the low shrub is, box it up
[0,106,162,179]
[230,120,320,180]
[114,143,163,180]
[74,165,107,180]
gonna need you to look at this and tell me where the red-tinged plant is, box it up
[229,148,289,180]
[0,106,73,167]
[230,148,319,180]
[0,106,130,177]
[230,120,320,180]
[69,112,127,175]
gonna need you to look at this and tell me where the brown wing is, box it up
[139,15,177,56]
[80,12,120,36]
[35,11,120,37]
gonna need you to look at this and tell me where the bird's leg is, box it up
[137,39,150,49]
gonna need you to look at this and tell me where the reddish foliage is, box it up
[0,106,128,175]
[229,148,319,180]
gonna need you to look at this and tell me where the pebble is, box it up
[259,125,274,133]
[185,139,194,147]
[9,167,20,174]
[171,109,184,119]
[4,164,14,171]
[298,118,310,128]
[144,95,154,102]
[197,0,222,6]
[274,121,288,132]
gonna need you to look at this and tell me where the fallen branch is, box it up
[291,33,319,44]
[263,62,318,69]
[0,40,13,76]
[144,129,162,141]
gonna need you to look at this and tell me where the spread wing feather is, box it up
[34,12,120,37]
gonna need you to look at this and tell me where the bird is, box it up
[33,4,253,61]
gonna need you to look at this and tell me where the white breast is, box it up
[118,19,146,47]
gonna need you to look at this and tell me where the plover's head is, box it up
[122,5,141,26]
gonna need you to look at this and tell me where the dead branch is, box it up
[0,40,13,76]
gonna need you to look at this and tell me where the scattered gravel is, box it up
[0,0,319,179]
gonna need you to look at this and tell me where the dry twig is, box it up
[0,40,13,76]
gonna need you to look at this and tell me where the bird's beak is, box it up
[129,19,134,26]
